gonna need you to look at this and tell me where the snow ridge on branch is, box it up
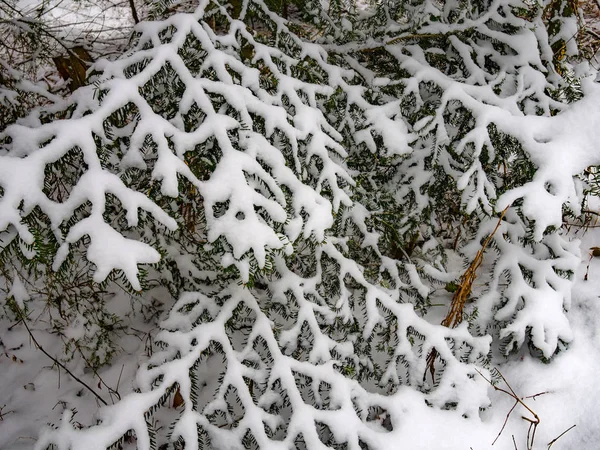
[1,0,599,448]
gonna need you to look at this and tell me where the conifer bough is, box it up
[1,0,600,448]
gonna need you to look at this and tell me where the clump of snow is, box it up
[7,272,29,309]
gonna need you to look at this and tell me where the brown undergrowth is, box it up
[424,206,509,383]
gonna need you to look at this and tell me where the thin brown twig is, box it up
[128,0,139,24]
[585,253,594,281]
[14,306,108,406]
[526,416,538,450]
[7,317,25,331]
[115,363,125,394]
[74,342,121,402]
[524,391,550,401]
[493,400,518,445]
[547,424,576,449]
[476,369,540,450]
[496,371,540,426]
[0,405,15,421]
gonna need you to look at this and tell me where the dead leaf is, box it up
[173,387,184,408]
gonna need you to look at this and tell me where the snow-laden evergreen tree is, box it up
[0,0,598,448]
[315,0,586,360]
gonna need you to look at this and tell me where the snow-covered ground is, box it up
[0,289,156,449]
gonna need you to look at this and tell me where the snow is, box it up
[7,239,600,449]
[2,0,600,449]
[7,272,29,309]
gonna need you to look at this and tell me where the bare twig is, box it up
[7,317,24,331]
[524,391,550,401]
[14,306,108,406]
[493,400,518,445]
[74,342,121,402]
[583,247,600,280]
[128,0,139,24]
[496,371,540,427]
[0,404,15,421]
[547,424,576,449]
[115,363,125,394]
[476,369,540,450]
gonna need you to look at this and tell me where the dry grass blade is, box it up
[424,206,509,382]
